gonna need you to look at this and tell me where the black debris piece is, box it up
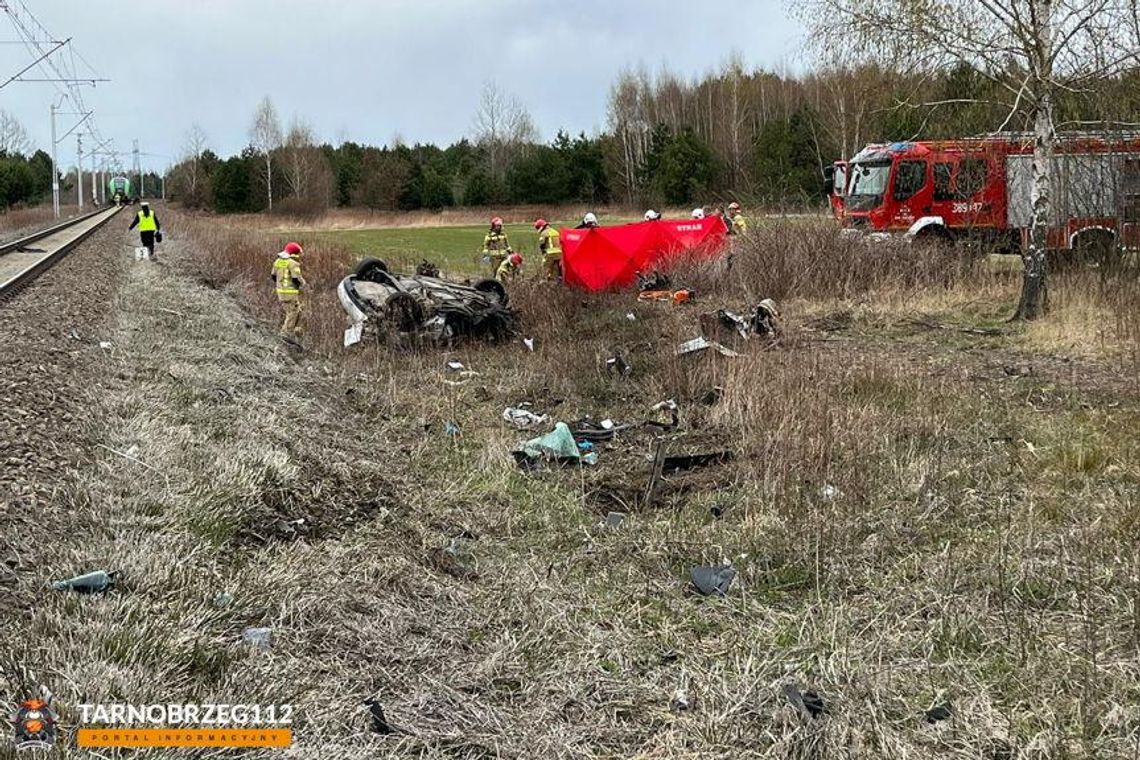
[606,354,632,376]
[782,683,826,719]
[637,270,672,292]
[363,700,406,735]
[415,260,440,277]
[751,299,781,337]
[925,702,954,723]
[690,565,735,596]
[663,450,734,474]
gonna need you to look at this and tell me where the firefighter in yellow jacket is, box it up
[496,253,523,284]
[534,218,562,281]
[482,216,513,275]
[272,242,307,345]
[727,202,748,235]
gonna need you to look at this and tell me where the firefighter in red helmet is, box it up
[534,219,562,281]
[496,252,524,284]
[482,216,513,276]
[272,241,307,346]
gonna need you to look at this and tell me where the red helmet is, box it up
[283,242,303,256]
[509,253,523,266]
[534,219,548,230]
[490,216,503,228]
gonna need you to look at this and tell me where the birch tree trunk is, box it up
[1014,93,1053,319]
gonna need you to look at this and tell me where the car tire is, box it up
[356,257,391,283]
[473,278,508,306]
[384,292,424,332]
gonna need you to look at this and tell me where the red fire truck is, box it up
[829,134,1140,257]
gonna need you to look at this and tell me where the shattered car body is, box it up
[338,257,517,345]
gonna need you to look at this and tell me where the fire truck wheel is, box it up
[913,226,954,251]
[1072,230,1118,269]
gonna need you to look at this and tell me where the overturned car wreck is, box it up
[338,257,518,346]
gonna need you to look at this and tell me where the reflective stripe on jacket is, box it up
[483,231,511,254]
[273,256,303,297]
[136,211,158,232]
[538,226,561,259]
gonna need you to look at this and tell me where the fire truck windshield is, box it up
[846,161,891,211]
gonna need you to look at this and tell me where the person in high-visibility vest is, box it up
[128,201,161,260]
[272,242,308,345]
[534,219,562,281]
[727,202,748,235]
[482,216,513,275]
[496,252,523,284]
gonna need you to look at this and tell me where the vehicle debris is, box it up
[700,309,750,341]
[364,700,408,735]
[502,407,549,429]
[339,257,516,346]
[648,399,680,429]
[51,569,115,593]
[782,683,826,719]
[677,336,740,358]
[443,421,461,437]
[523,337,535,352]
[752,299,781,336]
[212,591,235,608]
[925,702,954,723]
[514,422,598,468]
[663,450,734,473]
[690,564,735,596]
[446,360,466,372]
[604,511,626,528]
[429,539,479,581]
[98,340,113,351]
[242,627,273,649]
[415,259,440,277]
[671,688,693,712]
[606,354,632,376]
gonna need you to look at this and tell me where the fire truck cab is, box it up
[832,136,1140,256]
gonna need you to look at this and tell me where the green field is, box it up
[306,222,570,276]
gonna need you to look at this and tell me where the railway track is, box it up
[0,206,122,299]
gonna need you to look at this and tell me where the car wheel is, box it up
[384,292,424,332]
[473,278,509,306]
[355,257,391,283]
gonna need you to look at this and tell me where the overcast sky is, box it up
[1,0,803,172]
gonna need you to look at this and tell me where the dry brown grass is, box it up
[0,203,83,240]
[13,212,1140,758]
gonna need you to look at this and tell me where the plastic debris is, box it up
[606,355,632,376]
[782,683,826,719]
[600,419,615,430]
[69,328,81,341]
[443,421,461,437]
[577,440,595,452]
[820,484,842,501]
[690,565,735,596]
[671,688,692,712]
[664,450,734,474]
[98,341,113,351]
[522,422,580,459]
[364,700,407,735]
[625,313,637,321]
[604,511,626,528]
[925,702,954,723]
[212,591,235,608]
[514,422,597,469]
[51,570,115,593]
[523,337,535,352]
[502,407,549,429]
[676,336,739,357]
[446,361,465,372]
[242,627,273,649]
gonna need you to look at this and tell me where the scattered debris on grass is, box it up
[502,407,548,429]
[50,569,115,593]
[677,336,740,357]
[242,627,273,649]
[782,683,827,719]
[690,564,735,596]
[925,702,954,723]
[663,450,735,474]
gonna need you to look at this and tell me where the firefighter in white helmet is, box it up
[691,208,705,220]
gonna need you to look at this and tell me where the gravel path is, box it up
[0,223,126,596]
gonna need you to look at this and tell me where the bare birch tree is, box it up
[0,110,31,155]
[179,122,210,205]
[797,0,1140,320]
[471,81,536,181]
[250,96,283,211]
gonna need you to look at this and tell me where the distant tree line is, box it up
[165,61,1140,214]
[0,109,55,210]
